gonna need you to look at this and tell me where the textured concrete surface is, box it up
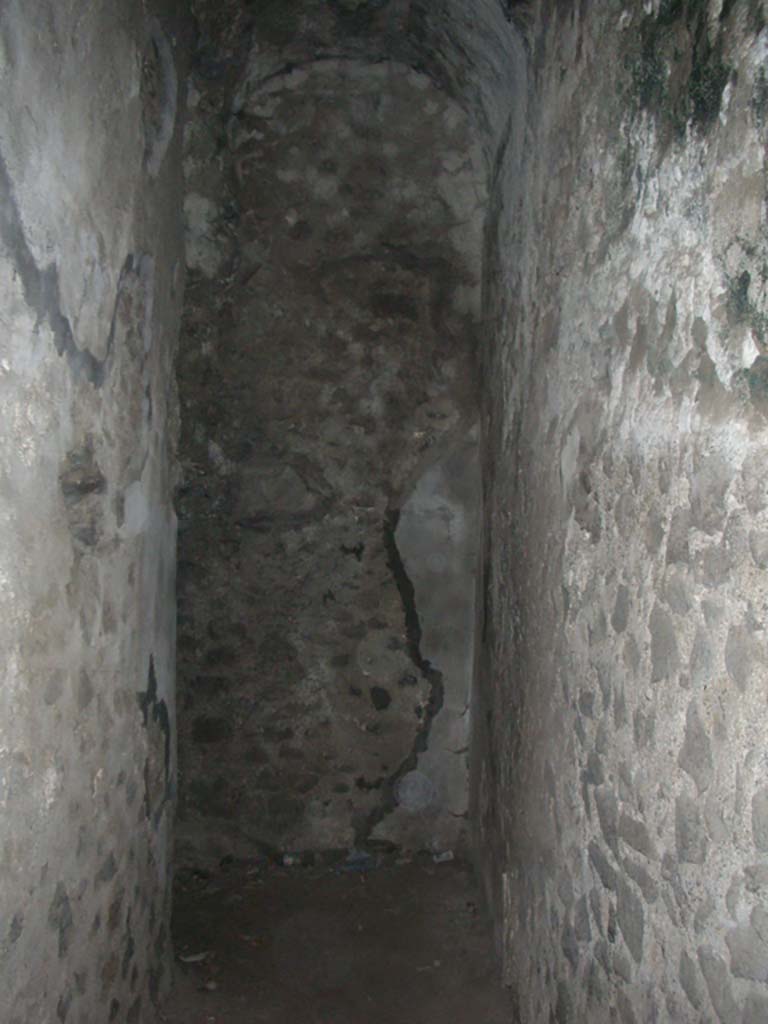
[176,0,485,864]
[0,2,186,1020]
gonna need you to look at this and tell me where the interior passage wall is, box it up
[176,0,487,863]
[473,1,768,1021]
[0,2,185,1020]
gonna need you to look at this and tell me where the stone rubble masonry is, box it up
[176,0,486,863]
[0,0,186,1020]
[469,0,768,1021]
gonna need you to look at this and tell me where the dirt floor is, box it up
[160,854,512,1023]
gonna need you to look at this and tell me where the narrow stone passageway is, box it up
[161,857,511,1023]
[4,1,768,1022]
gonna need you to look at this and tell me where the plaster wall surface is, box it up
[472,1,768,1021]
[176,0,486,862]
[373,430,481,851]
[0,2,185,1020]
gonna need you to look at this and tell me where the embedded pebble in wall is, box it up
[648,603,679,683]
[675,795,709,866]
[697,946,741,1024]
[751,787,768,852]
[679,949,704,1012]
[678,701,714,795]
[725,908,768,983]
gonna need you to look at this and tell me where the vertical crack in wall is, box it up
[138,656,172,829]
[357,507,445,846]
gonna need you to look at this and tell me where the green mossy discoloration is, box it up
[750,0,767,35]
[726,268,768,343]
[723,242,768,344]
[719,0,765,31]
[497,0,534,31]
[632,31,667,116]
[327,0,389,33]
[738,356,768,415]
[334,0,380,8]
[658,0,686,27]
[719,0,739,22]
[594,129,640,261]
[629,0,731,140]
[689,44,729,130]
[748,357,768,394]
[752,68,768,127]
[250,0,303,45]
[728,270,753,323]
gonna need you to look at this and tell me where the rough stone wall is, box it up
[473,0,768,1021]
[0,3,185,1021]
[177,2,486,863]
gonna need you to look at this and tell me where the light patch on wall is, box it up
[122,481,149,537]
[560,425,580,498]
[142,18,178,178]
[183,194,225,277]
